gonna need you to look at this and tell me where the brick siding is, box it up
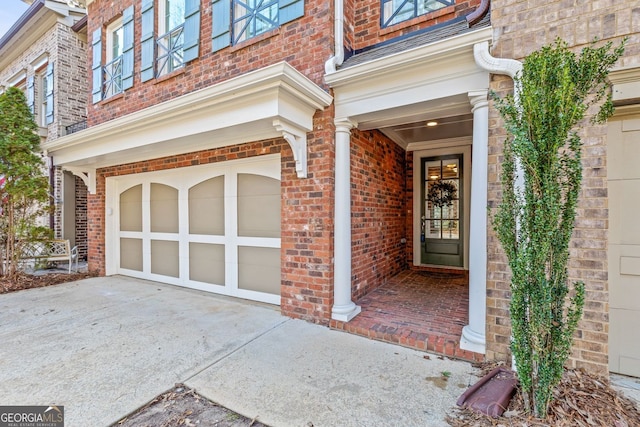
[350,128,407,301]
[87,0,332,126]
[487,0,640,375]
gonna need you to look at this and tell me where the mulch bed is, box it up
[0,270,97,294]
[448,363,640,427]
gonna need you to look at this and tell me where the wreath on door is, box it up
[427,181,457,208]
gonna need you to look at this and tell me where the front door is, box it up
[421,155,463,267]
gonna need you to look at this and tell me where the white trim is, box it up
[44,62,332,179]
[7,70,26,87]
[325,27,492,87]
[412,140,472,269]
[105,155,282,305]
[332,118,361,322]
[106,16,124,64]
[609,66,640,104]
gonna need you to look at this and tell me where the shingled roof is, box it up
[339,13,491,70]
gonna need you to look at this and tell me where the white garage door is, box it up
[608,116,640,376]
[105,155,281,305]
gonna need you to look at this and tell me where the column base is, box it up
[331,303,361,322]
[460,324,486,354]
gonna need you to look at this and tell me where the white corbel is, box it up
[63,166,96,194]
[273,119,308,178]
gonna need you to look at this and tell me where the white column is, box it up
[461,90,489,354]
[332,118,361,322]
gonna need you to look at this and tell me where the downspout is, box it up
[473,41,522,370]
[474,41,522,101]
[324,0,344,74]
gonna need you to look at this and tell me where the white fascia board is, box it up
[325,26,493,88]
[45,62,332,170]
[609,66,640,103]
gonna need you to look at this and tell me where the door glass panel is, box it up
[189,242,225,285]
[151,239,179,277]
[238,246,280,295]
[120,184,142,232]
[237,173,280,238]
[189,176,224,235]
[120,238,142,271]
[151,183,179,233]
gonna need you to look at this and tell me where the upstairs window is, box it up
[141,0,201,82]
[212,0,304,52]
[92,6,134,103]
[104,18,124,98]
[232,0,278,45]
[157,0,186,76]
[39,64,54,126]
[381,0,455,28]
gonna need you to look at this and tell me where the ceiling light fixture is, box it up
[426,121,438,127]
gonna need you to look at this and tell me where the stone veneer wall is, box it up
[487,0,640,374]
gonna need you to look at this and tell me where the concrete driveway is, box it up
[0,276,477,426]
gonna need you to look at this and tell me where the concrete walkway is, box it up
[0,276,477,427]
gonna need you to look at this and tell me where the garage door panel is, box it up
[238,246,280,295]
[189,176,225,235]
[608,116,640,377]
[150,183,179,233]
[608,180,640,245]
[120,238,143,271]
[609,245,640,308]
[189,243,225,285]
[120,184,142,232]
[610,308,640,376]
[151,240,180,278]
[238,174,280,238]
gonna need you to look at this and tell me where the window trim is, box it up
[104,17,124,99]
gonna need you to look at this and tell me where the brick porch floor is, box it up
[330,269,484,362]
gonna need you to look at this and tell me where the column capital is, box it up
[334,118,357,134]
[468,90,489,112]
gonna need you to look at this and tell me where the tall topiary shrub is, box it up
[0,87,52,277]
[492,39,625,417]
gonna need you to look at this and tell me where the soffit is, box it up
[44,62,332,177]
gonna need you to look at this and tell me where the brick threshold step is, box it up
[330,319,484,363]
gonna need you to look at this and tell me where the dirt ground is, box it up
[112,385,268,427]
[2,272,639,427]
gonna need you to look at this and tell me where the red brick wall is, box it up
[87,0,332,126]
[350,129,407,301]
[75,175,88,261]
[351,0,481,51]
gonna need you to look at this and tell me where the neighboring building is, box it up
[43,0,640,378]
[0,0,88,260]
